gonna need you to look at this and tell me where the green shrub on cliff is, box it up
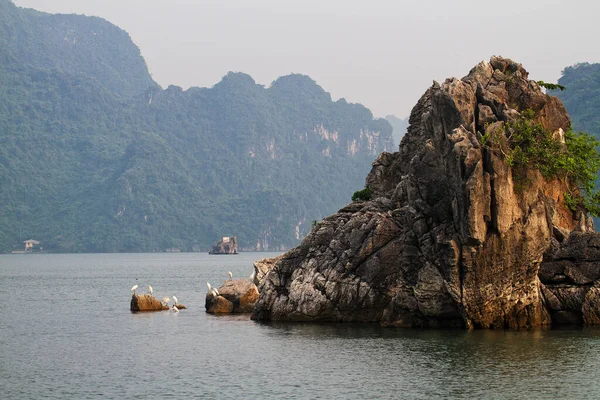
[352,188,373,202]
[537,81,566,91]
[560,130,600,215]
[481,109,600,216]
[553,63,600,225]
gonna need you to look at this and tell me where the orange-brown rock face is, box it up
[253,56,596,329]
[130,294,169,312]
[205,279,259,314]
[207,296,234,314]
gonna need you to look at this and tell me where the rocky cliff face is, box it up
[540,232,600,325]
[253,56,597,329]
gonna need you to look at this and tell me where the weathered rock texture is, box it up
[253,56,597,329]
[253,255,284,285]
[205,279,259,314]
[540,232,600,325]
[130,294,169,312]
[209,236,239,255]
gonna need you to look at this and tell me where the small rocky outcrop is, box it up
[540,232,600,325]
[205,279,259,314]
[253,56,597,329]
[209,236,239,255]
[130,294,169,312]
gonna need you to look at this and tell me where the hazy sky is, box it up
[13,0,600,118]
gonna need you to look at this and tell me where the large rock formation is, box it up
[253,56,599,329]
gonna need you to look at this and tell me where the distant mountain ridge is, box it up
[0,0,154,98]
[554,62,600,136]
[0,0,393,252]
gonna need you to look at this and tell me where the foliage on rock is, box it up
[553,63,600,225]
[537,81,566,91]
[480,109,600,216]
[351,188,373,202]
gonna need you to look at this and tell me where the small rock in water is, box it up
[205,279,259,314]
[130,294,169,312]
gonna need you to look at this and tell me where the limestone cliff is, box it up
[0,1,395,254]
[253,56,597,329]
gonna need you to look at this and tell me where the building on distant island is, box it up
[209,236,238,255]
[165,248,181,253]
[12,239,41,254]
[24,239,40,250]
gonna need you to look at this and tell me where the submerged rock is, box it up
[253,56,595,329]
[130,294,169,312]
[205,279,259,314]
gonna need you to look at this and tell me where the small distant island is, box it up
[11,239,42,254]
[209,236,238,255]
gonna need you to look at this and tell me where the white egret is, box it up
[172,305,179,313]
[172,295,178,305]
[131,285,138,292]
[162,296,170,305]
[228,271,233,280]
[207,282,212,292]
[249,270,256,282]
[212,288,220,296]
[148,284,153,295]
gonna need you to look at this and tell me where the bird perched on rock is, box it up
[148,285,153,295]
[172,295,178,306]
[131,285,138,293]
[228,271,233,280]
[172,305,179,313]
[162,296,170,305]
[206,282,219,297]
[249,270,256,282]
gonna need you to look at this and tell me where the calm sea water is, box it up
[1,252,600,399]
